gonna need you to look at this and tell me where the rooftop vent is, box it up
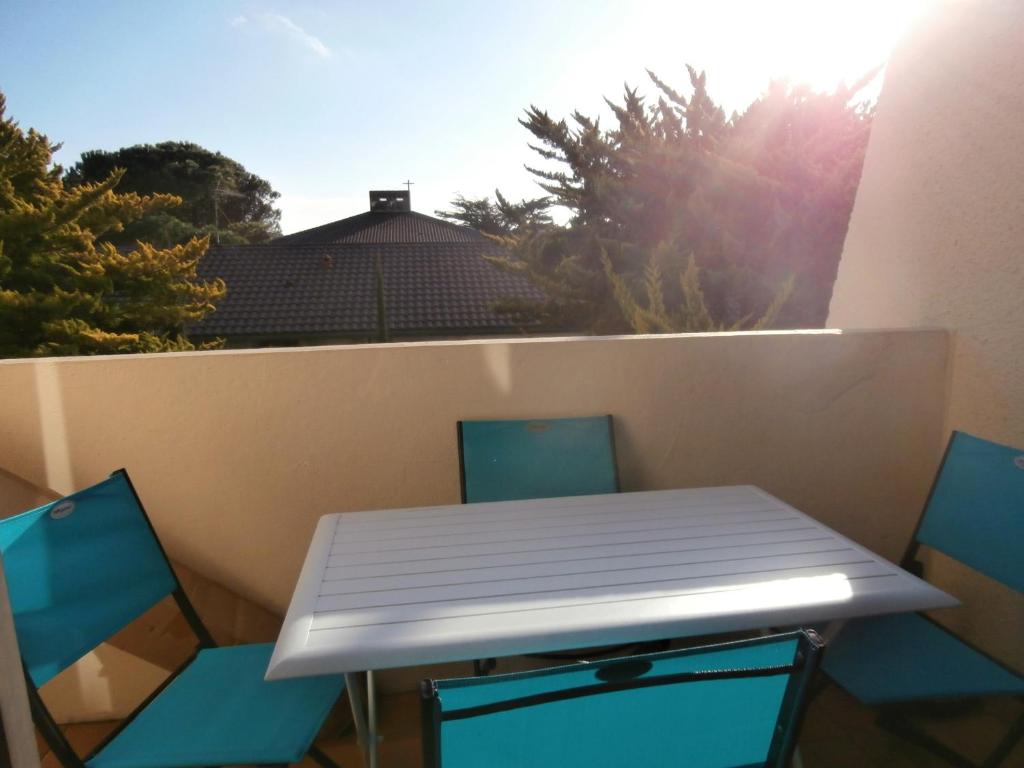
[369,190,411,213]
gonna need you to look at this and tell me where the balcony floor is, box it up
[33,560,1023,767]
[42,682,1022,768]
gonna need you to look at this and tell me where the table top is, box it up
[267,486,957,678]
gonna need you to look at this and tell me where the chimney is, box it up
[369,190,411,213]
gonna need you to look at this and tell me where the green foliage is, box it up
[436,189,552,239]
[64,141,282,247]
[603,251,794,333]
[457,66,873,334]
[0,93,225,357]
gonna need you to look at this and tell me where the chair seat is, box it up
[823,613,1024,705]
[87,643,345,768]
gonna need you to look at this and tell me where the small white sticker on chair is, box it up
[50,501,74,519]
[1014,456,1024,470]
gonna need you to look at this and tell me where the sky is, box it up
[1,0,926,234]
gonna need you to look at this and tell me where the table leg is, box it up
[367,670,380,768]
[344,672,373,767]
[819,619,848,644]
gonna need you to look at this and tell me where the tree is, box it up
[436,190,552,240]
[64,141,282,247]
[0,94,225,357]
[451,66,873,333]
[603,251,793,333]
[724,75,876,323]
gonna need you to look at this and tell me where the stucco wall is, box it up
[829,0,1024,442]
[1,549,40,768]
[0,331,954,692]
[828,0,1024,667]
[0,331,947,612]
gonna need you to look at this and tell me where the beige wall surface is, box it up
[828,0,1024,667]
[1,550,40,768]
[0,331,948,620]
[829,0,1024,444]
[0,466,58,518]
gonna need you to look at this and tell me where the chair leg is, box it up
[982,710,1024,768]
[308,744,344,768]
[877,709,975,768]
[807,671,833,704]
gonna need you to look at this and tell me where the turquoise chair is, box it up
[0,470,345,768]
[458,416,623,672]
[457,416,619,503]
[421,630,825,768]
[822,431,1024,767]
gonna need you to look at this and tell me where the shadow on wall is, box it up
[0,362,51,495]
[32,361,75,494]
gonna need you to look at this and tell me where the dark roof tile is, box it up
[190,241,546,339]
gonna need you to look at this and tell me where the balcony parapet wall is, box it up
[0,330,949,617]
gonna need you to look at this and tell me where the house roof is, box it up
[190,240,547,340]
[272,210,484,245]
[191,243,378,337]
[191,197,548,342]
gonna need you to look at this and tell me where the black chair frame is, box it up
[824,434,1024,768]
[20,469,343,768]
[421,630,825,768]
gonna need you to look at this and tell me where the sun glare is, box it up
[609,0,930,113]
[763,0,930,92]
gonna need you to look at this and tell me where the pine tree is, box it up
[602,251,794,333]
[0,93,225,357]
[436,190,552,240]
[64,141,282,247]
[482,66,873,333]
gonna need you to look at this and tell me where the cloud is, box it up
[229,15,247,27]
[263,13,332,59]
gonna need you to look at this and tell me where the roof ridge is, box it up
[273,209,482,245]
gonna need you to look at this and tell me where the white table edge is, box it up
[266,514,338,681]
[267,486,960,677]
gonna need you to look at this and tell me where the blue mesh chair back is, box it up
[458,416,619,503]
[822,431,1024,767]
[421,630,824,768]
[0,471,177,686]
[912,431,1024,593]
[0,470,345,768]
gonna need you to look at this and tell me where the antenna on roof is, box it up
[403,180,414,193]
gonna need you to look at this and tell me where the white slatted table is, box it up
[267,486,957,767]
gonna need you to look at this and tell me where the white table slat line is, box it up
[320,537,847,590]
[315,546,868,602]
[325,520,823,567]
[327,515,806,556]
[308,572,908,633]
[268,486,958,680]
[323,531,836,580]
[332,486,760,525]
[330,496,786,530]
[328,511,794,550]
[331,500,787,538]
[309,558,889,623]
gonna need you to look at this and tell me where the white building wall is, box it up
[828,0,1024,667]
